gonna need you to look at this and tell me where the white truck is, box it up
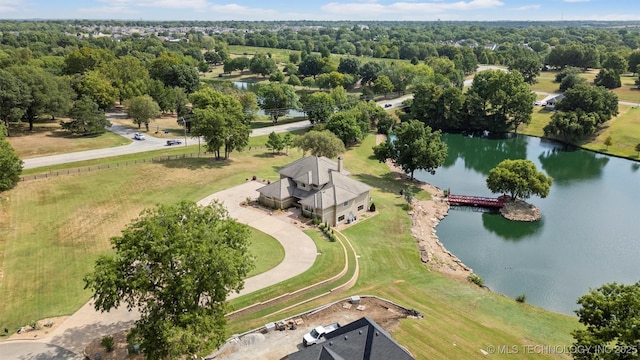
[302,323,341,346]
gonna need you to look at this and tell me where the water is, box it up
[416,133,640,315]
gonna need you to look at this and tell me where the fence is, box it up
[20,152,213,182]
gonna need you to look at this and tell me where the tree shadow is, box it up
[15,343,80,360]
[48,320,135,357]
[481,212,544,241]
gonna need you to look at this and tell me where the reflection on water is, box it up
[417,133,640,315]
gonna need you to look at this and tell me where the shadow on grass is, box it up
[48,320,136,358]
[159,157,234,170]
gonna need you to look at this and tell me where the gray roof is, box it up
[256,177,314,200]
[287,317,414,360]
[279,156,350,187]
[299,172,372,210]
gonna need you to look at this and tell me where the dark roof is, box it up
[288,317,414,360]
[278,156,349,187]
[298,172,372,210]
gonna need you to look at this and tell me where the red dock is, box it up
[447,194,505,208]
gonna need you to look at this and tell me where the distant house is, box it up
[545,94,565,110]
[257,156,371,226]
[287,317,415,360]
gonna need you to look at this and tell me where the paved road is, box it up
[0,182,317,359]
[22,115,314,170]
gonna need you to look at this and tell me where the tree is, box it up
[125,95,161,131]
[75,70,119,111]
[293,130,346,158]
[287,74,301,86]
[509,56,542,84]
[559,73,588,92]
[602,53,628,75]
[189,88,250,159]
[257,83,301,124]
[372,75,394,96]
[603,136,613,150]
[84,201,254,360]
[0,127,23,192]
[265,131,284,154]
[411,82,465,131]
[372,120,447,180]
[303,91,335,124]
[337,57,360,76]
[298,54,325,79]
[572,282,640,360]
[594,69,621,89]
[325,110,367,146]
[282,132,293,155]
[60,97,111,135]
[249,53,277,77]
[464,70,535,133]
[486,159,552,200]
[628,51,640,74]
[0,69,29,130]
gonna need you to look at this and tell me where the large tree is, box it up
[0,125,23,192]
[84,201,254,360]
[125,95,161,131]
[303,91,335,124]
[257,83,301,124]
[572,281,640,360]
[411,82,465,131]
[486,159,552,200]
[293,130,346,158]
[190,87,250,159]
[373,120,447,180]
[60,97,111,135]
[249,53,277,77]
[0,69,29,130]
[544,83,619,142]
[464,70,535,133]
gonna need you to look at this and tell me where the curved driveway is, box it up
[0,182,317,360]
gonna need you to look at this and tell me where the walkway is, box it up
[0,181,317,359]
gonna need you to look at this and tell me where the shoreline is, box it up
[377,134,473,280]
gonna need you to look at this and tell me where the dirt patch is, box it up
[83,329,144,360]
[499,198,542,222]
[213,296,417,360]
[7,316,68,340]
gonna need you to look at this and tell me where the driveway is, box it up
[0,181,317,360]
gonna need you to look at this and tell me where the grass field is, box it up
[6,118,129,159]
[247,228,284,278]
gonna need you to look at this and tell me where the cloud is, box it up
[0,0,23,12]
[512,4,541,11]
[321,0,504,18]
[96,0,210,10]
[563,0,590,2]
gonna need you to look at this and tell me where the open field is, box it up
[5,119,129,159]
[0,141,306,334]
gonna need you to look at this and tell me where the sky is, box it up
[0,0,639,22]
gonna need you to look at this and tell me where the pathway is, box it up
[0,181,317,359]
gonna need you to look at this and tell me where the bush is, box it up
[467,273,484,287]
[101,336,115,352]
[312,217,321,226]
[515,293,527,303]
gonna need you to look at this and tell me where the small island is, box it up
[487,159,552,222]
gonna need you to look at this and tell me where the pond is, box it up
[415,133,640,315]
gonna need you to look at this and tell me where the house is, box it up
[257,156,371,226]
[544,94,565,110]
[287,317,415,360]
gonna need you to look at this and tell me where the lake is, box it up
[415,133,640,315]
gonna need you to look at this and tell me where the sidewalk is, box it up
[0,181,317,359]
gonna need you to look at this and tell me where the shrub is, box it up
[312,217,321,226]
[468,273,484,287]
[515,293,527,303]
[101,336,115,352]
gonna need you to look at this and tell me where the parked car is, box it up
[302,323,341,346]
[133,133,146,140]
[166,139,182,146]
[384,103,392,108]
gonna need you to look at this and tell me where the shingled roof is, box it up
[298,172,372,210]
[278,156,350,187]
[287,317,414,360]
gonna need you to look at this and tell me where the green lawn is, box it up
[247,228,284,278]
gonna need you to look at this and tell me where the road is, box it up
[22,114,314,169]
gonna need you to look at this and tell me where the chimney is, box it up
[337,156,343,173]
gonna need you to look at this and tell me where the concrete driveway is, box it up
[0,182,317,359]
